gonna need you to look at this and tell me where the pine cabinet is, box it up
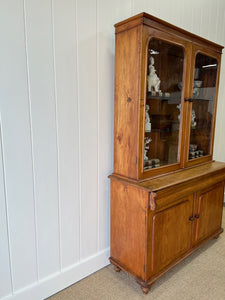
[109,12,225,294]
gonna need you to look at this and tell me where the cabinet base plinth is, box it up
[109,228,223,294]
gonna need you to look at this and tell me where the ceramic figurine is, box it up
[147,56,161,92]
[145,105,151,132]
[191,110,197,129]
[177,103,181,121]
[144,136,152,161]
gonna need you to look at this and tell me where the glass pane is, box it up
[144,38,184,170]
[189,53,218,160]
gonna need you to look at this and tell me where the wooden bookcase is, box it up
[109,12,225,294]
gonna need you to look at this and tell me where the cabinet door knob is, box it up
[189,216,194,221]
[195,214,200,219]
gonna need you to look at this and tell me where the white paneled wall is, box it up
[0,0,225,299]
[52,0,79,271]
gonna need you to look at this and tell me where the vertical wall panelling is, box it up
[113,0,133,24]
[96,0,100,252]
[180,0,193,32]
[24,0,60,279]
[138,0,161,20]
[75,0,82,262]
[52,0,80,269]
[23,0,40,281]
[0,0,38,291]
[204,0,215,41]
[214,1,220,44]
[51,0,62,272]
[98,0,115,250]
[198,1,209,38]
[190,0,201,34]
[76,0,99,259]
[169,0,183,26]
[130,0,134,15]
[214,58,225,161]
[213,0,225,162]
[132,0,147,16]
[0,119,12,298]
[153,0,173,23]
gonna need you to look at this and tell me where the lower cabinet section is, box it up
[110,170,225,294]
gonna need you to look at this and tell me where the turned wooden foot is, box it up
[141,286,150,294]
[214,234,220,239]
[114,265,121,272]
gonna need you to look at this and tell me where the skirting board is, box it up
[2,248,110,300]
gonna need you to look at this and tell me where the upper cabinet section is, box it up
[113,13,223,181]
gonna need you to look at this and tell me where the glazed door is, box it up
[140,30,191,179]
[185,46,221,167]
[150,195,193,275]
[192,183,224,245]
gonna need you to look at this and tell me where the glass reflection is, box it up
[144,39,184,170]
[189,53,218,160]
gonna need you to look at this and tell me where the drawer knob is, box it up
[189,216,194,221]
[195,214,200,219]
